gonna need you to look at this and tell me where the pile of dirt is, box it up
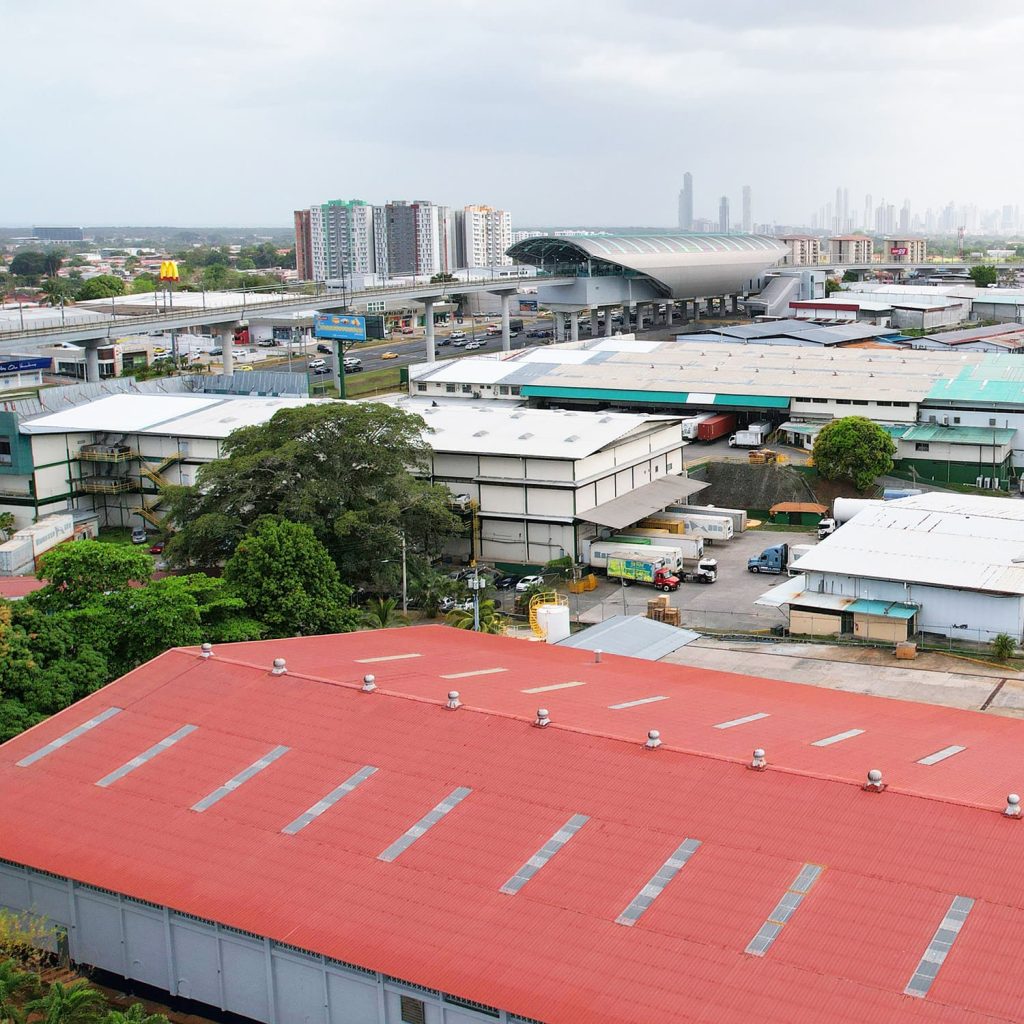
[695,462,817,511]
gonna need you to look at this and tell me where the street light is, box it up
[380,531,408,615]
[466,568,487,632]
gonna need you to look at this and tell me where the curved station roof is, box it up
[508,233,787,298]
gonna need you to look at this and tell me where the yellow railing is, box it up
[528,591,569,638]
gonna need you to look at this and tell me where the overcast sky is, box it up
[4,0,1023,228]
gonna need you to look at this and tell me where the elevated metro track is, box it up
[0,275,575,354]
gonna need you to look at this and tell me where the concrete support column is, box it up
[604,307,614,337]
[84,341,100,383]
[424,298,436,363]
[693,300,701,322]
[569,310,579,343]
[731,294,740,314]
[220,331,234,375]
[500,293,511,352]
[553,312,563,342]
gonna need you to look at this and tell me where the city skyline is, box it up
[4,1,1024,227]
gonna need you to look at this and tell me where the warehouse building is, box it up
[385,396,698,567]
[761,493,1024,642]
[3,626,1024,1024]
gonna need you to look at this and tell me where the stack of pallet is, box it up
[646,596,681,627]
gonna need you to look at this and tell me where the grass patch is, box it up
[98,528,136,546]
[341,366,403,398]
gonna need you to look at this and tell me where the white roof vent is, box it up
[473,430,488,437]
[564,434,580,442]
[863,768,885,792]
[594,649,603,663]
[361,674,377,693]
[534,708,551,728]
[1005,793,1021,818]
[645,730,662,749]
[749,747,767,771]
[519,432,534,440]
[446,690,462,710]
[271,657,287,676]
[200,642,214,659]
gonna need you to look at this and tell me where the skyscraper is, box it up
[864,195,873,232]
[679,173,694,231]
[462,205,513,267]
[718,196,730,233]
[305,199,376,282]
[742,185,751,233]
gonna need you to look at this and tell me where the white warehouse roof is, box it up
[21,393,324,439]
[793,493,1024,596]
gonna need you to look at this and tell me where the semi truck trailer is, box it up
[607,557,680,591]
[589,541,684,573]
[641,511,734,543]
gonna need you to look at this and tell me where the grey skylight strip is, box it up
[500,814,589,895]
[714,712,770,729]
[281,765,378,835]
[744,863,824,956]
[191,744,291,812]
[616,838,701,926]
[95,724,197,788]
[609,695,669,710]
[378,787,472,863]
[917,745,967,766]
[17,707,123,767]
[904,895,975,998]
[811,729,865,747]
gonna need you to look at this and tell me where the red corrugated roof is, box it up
[3,625,1024,1023]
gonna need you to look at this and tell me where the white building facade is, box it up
[462,205,513,267]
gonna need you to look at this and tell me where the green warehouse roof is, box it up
[900,423,1015,445]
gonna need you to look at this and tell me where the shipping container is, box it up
[610,531,705,563]
[15,514,75,557]
[696,413,737,442]
[589,542,684,573]
[643,510,733,543]
[0,537,35,576]
[668,504,748,533]
[679,414,715,440]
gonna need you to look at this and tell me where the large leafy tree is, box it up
[969,265,998,288]
[224,518,359,637]
[34,541,152,611]
[812,416,896,492]
[75,275,126,300]
[9,251,47,280]
[164,403,460,590]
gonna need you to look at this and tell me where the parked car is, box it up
[308,358,327,369]
[527,329,552,339]
[209,347,223,355]
[495,574,521,590]
[149,541,165,555]
[380,351,399,359]
[131,527,148,544]
[313,366,331,375]
[465,341,482,351]
[400,327,415,335]
[256,339,277,347]
[316,343,332,354]
[515,575,545,592]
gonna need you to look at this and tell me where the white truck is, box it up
[679,414,714,440]
[728,421,771,448]
[589,541,684,574]
[609,532,717,583]
[668,504,747,534]
[817,498,883,539]
[643,511,734,544]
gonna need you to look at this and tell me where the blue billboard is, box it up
[0,357,50,375]
[314,314,367,342]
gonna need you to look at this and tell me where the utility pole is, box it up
[401,531,408,615]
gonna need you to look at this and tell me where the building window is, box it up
[915,443,930,452]
[445,383,457,393]
[835,399,851,405]
[894,402,910,407]
[498,386,509,395]
[812,398,827,404]
[953,416,960,424]
[416,384,426,392]
[462,384,472,394]
[0,437,11,466]
[876,400,892,407]
[400,996,426,1024]
[511,387,521,396]
[852,400,867,405]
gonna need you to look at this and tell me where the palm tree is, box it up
[446,598,506,635]
[410,571,458,618]
[26,979,106,1024]
[40,278,75,307]
[361,596,405,630]
[42,251,64,278]
[0,957,40,1021]
[104,1003,169,1024]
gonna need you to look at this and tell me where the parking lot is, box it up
[564,528,814,632]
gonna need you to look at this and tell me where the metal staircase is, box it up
[529,591,569,638]
[136,453,184,525]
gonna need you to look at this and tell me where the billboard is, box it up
[0,357,51,374]
[315,313,367,341]
[890,247,909,257]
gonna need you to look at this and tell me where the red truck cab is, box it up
[653,567,681,592]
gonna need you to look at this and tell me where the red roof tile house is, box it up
[3,625,1024,1024]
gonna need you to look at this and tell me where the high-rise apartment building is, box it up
[381,200,450,277]
[462,205,512,267]
[679,173,693,231]
[778,235,821,266]
[293,209,313,281]
[718,195,730,233]
[742,186,751,233]
[830,235,874,264]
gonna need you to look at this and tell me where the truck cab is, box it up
[817,518,837,540]
[652,567,681,591]
[747,543,789,574]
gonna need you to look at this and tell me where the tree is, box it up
[75,275,126,300]
[812,416,895,492]
[130,273,157,294]
[362,596,404,630]
[40,278,76,306]
[824,278,843,296]
[34,541,153,611]
[164,404,460,590]
[446,598,505,634]
[0,957,40,1021]
[9,251,47,280]
[993,632,1016,661]
[0,512,14,542]
[26,979,106,1024]
[224,518,359,637]
[969,265,998,288]
[42,250,65,278]
[104,1005,168,1024]
[409,569,459,618]
[430,272,457,284]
